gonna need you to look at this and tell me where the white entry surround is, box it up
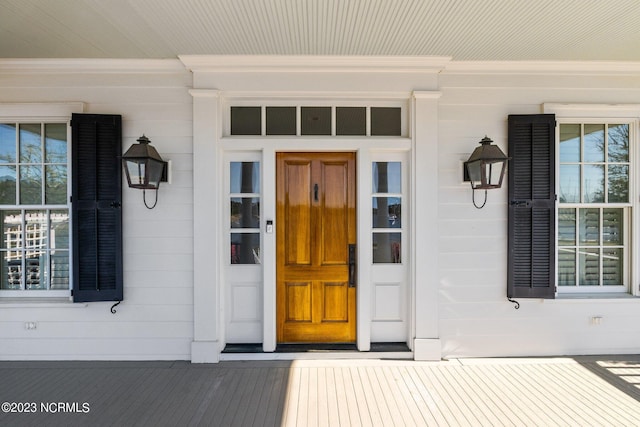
[184,56,445,362]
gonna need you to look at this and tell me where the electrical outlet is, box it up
[25,322,37,330]
[590,316,603,326]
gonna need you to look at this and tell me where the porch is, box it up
[2,355,640,426]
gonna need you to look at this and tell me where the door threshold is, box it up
[220,343,413,361]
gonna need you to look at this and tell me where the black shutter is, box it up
[71,114,123,302]
[507,114,556,299]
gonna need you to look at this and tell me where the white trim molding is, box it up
[179,55,451,74]
[544,103,640,118]
[0,59,185,74]
[444,61,640,75]
[191,89,223,363]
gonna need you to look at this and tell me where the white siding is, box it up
[437,69,640,358]
[3,57,640,361]
[0,60,194,360]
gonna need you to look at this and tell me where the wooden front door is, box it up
[276,152,356,343]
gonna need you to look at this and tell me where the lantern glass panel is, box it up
[146,159,164,189]
[125,160,146,186]
[485,160,506,187]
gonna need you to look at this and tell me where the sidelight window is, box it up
[372,161,402,263]
[229,161,261,264]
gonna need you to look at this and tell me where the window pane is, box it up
[231,198,260,228]
[603,248,623,286]
[603,208,623,246]
[231,107,261,135]
[230,162,260,193]
[336,107,366,135]
[25,211,47,289]
[372,162,401,193]
[1,210,22,250]
[19,124,42,163]
[372,197,401,228]
[301,107,331,135]
[20,165,42,204]
[373,233,401,263]
[559,164,579,203]
[579,208,600,246]
[266,107,296,135]
[371,107,401,136]
[50,249,69,290]
[583,124,604,162]
[557,249,576,286]
[231,233,260,264]
[45,165,67,204]
[25,255,44,290]
[579,248,600,286]
[608,124,629,162]
[558,208,576,245]
[1,251,22,289]
[50,210,69,249]
[559,124,580,162]
[0,165,16,204]
[583,164,604,203]
[607,165,628,203]
[0,124,16,163]
[44,123,67,163]
[0,211,22,289]
[25,210,47,251]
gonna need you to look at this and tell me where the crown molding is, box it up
[179,55,452,74]
[444,60,640,75]
[0,58,185,74]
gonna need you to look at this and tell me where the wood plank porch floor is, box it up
[2,355,640,426]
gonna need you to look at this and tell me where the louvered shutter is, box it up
[71,114,123,302]
[507,114,556,299]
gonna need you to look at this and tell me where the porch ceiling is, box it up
[2,0,640,61]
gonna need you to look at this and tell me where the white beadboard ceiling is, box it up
[2,0,640,61]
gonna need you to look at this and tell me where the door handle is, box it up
[314,183,319,202]
[348,244,357,287]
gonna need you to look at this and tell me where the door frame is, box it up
[214,97,417,355]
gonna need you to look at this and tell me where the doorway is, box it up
[276,152,357,343]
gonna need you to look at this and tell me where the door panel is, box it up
[284,160,312,266]
[321,162,349,265]
[277,152,356,343]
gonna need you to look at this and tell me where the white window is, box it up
[0,122,70,296]
[557,122,632,293]
[229,159,261,265]
[372,161,403,263]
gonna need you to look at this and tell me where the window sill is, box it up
[556,293,638,301]
[0,298,86,308]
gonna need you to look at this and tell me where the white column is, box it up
[190,89,222,363]
[412,91,442,360]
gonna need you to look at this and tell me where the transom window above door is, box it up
[229,105,403,137]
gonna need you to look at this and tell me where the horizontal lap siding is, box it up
[0,64,194,360]
[437,71,640,358]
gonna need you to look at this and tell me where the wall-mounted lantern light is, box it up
[122,135,167,209]
[464,136,509,209]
